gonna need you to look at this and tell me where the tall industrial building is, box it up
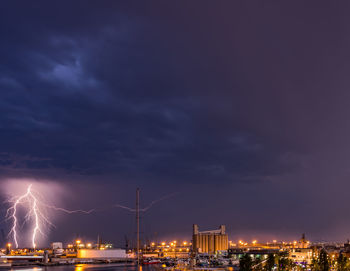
[192,224,228,254]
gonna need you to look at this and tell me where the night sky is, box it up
[1,1,350,247]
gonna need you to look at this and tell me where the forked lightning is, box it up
[6,184,93,248]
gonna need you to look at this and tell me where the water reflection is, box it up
[9,265,241,271]
[71,263,142,271]
[9,266,236,271]
[10,264,159,271]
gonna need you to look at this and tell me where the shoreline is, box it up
[7,259,136,268]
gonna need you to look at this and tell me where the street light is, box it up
[6,243,12,255]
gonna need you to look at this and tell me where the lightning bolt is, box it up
[6,184,32,248]
[140,193,176,212]
[114,204,137,212]
[114,193,176,212]
[43,204,95,214]
[31,191,40,249]
[6,184,93,248]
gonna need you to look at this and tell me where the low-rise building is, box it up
[77,249,127,259]
[289,248,313,265]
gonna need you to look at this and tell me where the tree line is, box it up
[239,249,350,271]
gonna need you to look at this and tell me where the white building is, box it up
[78,249,127,259]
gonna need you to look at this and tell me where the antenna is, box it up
[124,235,129,250]
[136,188,140,267]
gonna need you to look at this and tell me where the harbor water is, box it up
[7,264,164,271]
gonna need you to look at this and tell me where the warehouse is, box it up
[78,249,127,259]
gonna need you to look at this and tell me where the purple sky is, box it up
[1,1,350,247]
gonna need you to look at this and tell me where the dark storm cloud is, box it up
[0,1,287,183]
[1,1,350,244]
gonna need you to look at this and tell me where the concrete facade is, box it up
[192,224,228,254]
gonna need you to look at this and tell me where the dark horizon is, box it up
[1,1,350,247]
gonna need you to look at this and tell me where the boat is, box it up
[142,258,161,265]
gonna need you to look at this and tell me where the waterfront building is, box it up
[192,224,228,254]
[143,241,191,258]
[228,248,279,260]
[78,248,127,259]
[289,248,313,265]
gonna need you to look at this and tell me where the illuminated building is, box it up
[289,248,313,265]
[298,233,310,248]
[192,224,228,254]
[143,241,191,258]
[78,249,126,259]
